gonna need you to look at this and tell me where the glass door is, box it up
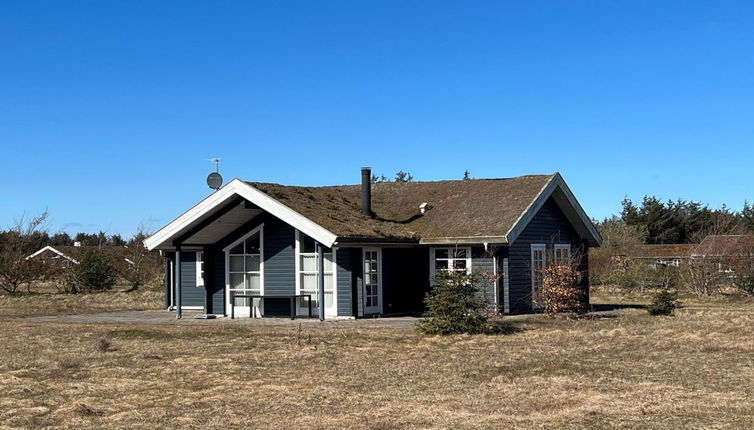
[364,248,381,314]
[227,230,262,317]
[297,233,334,316]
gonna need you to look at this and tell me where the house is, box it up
[144,169,602,319]
[632,244,696,268]
[27,245,135,269]
[691,234,754,276]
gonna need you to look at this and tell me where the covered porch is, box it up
[145,182,340,320]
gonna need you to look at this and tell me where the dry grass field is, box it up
[1,290,753,429]
[0,285,163,319]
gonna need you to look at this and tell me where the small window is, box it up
[196,252,204,288]
[432,247,471,278]
[553,244,571,266]
[531,244,546,293]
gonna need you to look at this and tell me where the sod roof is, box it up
[247,174,554,241]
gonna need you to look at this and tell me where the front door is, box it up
[363,248,381,314]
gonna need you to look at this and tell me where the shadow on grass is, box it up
[591,303,646,312]
[485,320,525,335]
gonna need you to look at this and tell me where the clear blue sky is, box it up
[1,1,753,237]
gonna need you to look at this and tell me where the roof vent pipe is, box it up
[361,167,372,217]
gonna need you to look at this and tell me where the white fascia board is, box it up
[26,246,79,264]
[418,236,508,245]
[144,179,338,251]
[505,173,602,246]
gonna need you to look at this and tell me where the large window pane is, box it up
[435,249,448,259]
[301,273,317,290]
[229,242,244,255]
[301,235,316,253]
[246,255,261,271]
[229,256,245,272]
[246,235,260,254]
[229,273,244,289]
[301,255,317,272]
[246,274,261,291]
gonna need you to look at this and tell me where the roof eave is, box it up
[418,236,508,245]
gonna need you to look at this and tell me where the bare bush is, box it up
[0,211,51,294]
[534,250,587,317]
[116,224,161,292]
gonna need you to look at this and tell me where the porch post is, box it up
[316,242,325,321]
[175,246,182,319]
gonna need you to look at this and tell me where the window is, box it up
[228,230,262,307]
[431,247,471,280]
[531,244,546,293]
[296,232,333,312]
[364,249,380,312]
[196,251,204,287]
[553,244,571,266]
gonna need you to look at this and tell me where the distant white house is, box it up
[27,245,134,268]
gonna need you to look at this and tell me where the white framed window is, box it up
[430,247,471,283]
[224,225,264,315]
[363,248,382,314]
[196,251,204,287]
[531,244,546,294]
[295,231,334,315]
[553,244,571,266]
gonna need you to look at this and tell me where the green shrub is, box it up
[69,251,116,293]
[417,271,489,335]
[647,290,680,316]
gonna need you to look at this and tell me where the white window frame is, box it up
[553,244,571,266]
[196,251,204,288]
[363,247,383,315]
[530,243,547,297]
[429,247,472,284]
[223,224,264,317]
[294,230,336,317]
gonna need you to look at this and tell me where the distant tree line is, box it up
[596,197,754,244]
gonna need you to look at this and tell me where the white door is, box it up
[298,250,335,317]
[363,248,381,314]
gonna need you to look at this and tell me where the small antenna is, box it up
[206,158,223,191]
[208,158,221,173]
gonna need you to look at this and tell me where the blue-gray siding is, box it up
[263,217,296,296]
[471,246,497,308]
[179,251,204,307]
[336,248,352,317]
[507,197,579,313]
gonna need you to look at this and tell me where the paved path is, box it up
[17,306,637,329]
[20,310,422,329]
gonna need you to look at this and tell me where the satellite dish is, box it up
[207,172,223,190]
[207,157,222,190]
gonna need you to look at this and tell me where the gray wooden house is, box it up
[144,168,601,319]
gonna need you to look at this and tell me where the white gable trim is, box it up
[26,246,79,264]
[144,179,338,251]
[505,173,602,246]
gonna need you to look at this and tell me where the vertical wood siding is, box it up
[179,252,204,307]
[336,248,353,317]
[507,197,581,313]
[471,246,497,307]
